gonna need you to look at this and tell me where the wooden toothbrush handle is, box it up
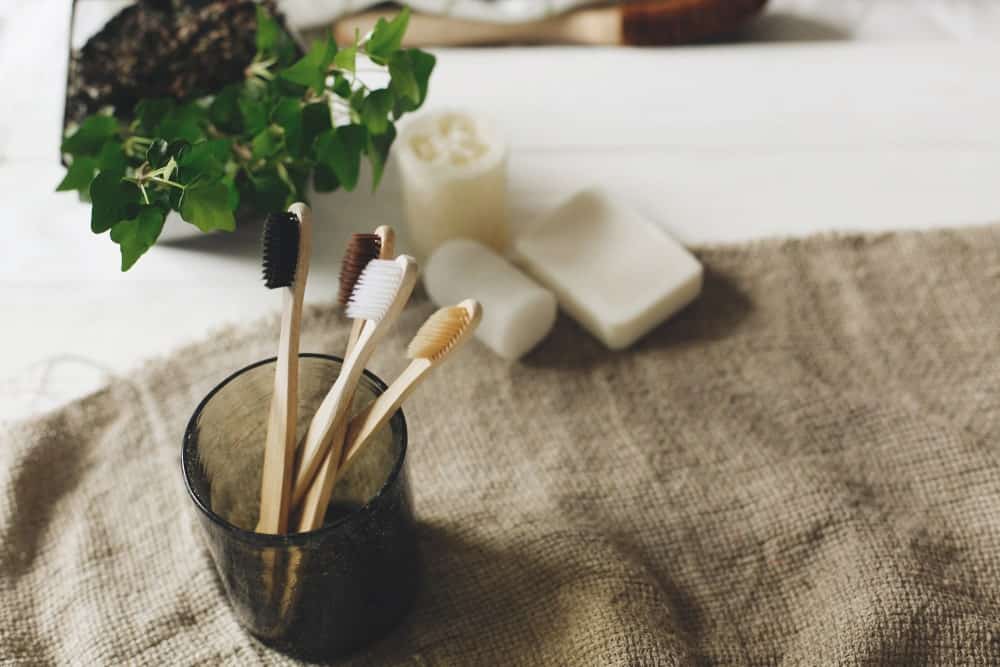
[332,9,619,47]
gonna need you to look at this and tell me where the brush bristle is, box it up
[338,234,382,305]
[261,212,300,289]
[620,0,767,46]
[345,259,403,321]
[407,306,472,361]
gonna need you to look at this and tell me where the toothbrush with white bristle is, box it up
[343,225,395,356]
[337,299,482,477]
[256,203,311,535]
[292,255,418,529]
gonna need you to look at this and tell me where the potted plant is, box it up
[58,2,434,271]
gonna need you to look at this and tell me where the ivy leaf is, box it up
[134,99,173,135]
[280,37,337,93]
[210,85,243,133]
[56,156,98,194]
[392,49,436,115]
[61,115,119,156]
[301,102,332,153]
[332,73,352,98]
[156,103,205,143]
[177,140,228,184]
[315,125,364,191]
[366,122,396,191]
[388,53,418,105]
[89,172,141,234]
[333,45,356,73]
[251,127,282,160]
[313,163,340,192]
[238,88,269,136]
[362,89,394,135]
[255,4,281,53]
[243,170,292,213]
[96,141,127,175]
[180,181,235,232]
[110,205,167,271]
[366,8,410,64]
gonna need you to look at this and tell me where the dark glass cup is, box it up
[182,354,419,660]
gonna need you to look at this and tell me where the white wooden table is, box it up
[3,1,1000,422]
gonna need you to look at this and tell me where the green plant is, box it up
[58,7,434,271]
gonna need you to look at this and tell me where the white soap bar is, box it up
[512,189,703,350]
[397,111,509,258]
[424,239,557,360]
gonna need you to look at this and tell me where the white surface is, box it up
[425,239,557,360]
[513,189,703,350]
[3,1,1000,422]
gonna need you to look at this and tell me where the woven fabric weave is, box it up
[4,226,1000,665]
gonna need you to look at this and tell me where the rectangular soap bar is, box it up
[512,188,703,350]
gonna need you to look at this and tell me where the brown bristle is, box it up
[407,307,471,361]
[338,234,382,306]
[620,0,767,46]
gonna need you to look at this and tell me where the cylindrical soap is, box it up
[396,111,508,258]
[424,239,557,361]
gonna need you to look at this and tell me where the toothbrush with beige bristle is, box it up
[256,203,312,535]
[337,299,482,476]
[293,255,419,528]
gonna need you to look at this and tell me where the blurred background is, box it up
[3,0,999,421]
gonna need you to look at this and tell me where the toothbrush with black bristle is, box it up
[256,203,312,535]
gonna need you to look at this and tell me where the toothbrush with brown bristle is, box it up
[293,255,419,529]
[337,299,482,477]
[256,203,312,535]
[343,225,395,355]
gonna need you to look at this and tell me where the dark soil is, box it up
[65,0,285,126]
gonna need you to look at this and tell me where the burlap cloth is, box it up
[4,226,1000,665]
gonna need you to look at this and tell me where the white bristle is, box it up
[346,259,404,321]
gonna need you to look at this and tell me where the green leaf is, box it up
[315,125,364,191]
[134,99,173,134]
[300,102,332,149]
[210,85,243,133]
[156,103,205,143]
[56,157,98,194]
[333,45,356,73]
[251,127,282,160]
[61,115,119,156]
[145,139,171,168]
[313,163,339,192]
[366,8,410,64]
[238,89,269,136]
[280,37,337,93]
[391,49,436,115]
[332,74,352,98]
[110,205,166,271]
[255,4,281,54]
[89,172,141,234]
[362,89,394,135]
[366,122,396,191]
[180,182,235,232]
[243,170,292,213]
[96,141,127,175]
[177,140,228,184]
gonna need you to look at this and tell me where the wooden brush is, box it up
[333,0,767,47]
[292,255,419,529]
[256,203,312,535]
[344,226,395,355]
[338,299,482,478]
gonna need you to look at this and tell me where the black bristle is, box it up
[261,212,300,289]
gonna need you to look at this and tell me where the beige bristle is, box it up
[407,306,471,361]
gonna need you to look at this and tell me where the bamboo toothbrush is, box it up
[292,255,419,525]
[333,0,767,47]
[256,203,312,535]
[344,225,395,355]
[338,299,482,477]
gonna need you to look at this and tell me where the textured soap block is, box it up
[424,239,557,360]
[513,189,703,350]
